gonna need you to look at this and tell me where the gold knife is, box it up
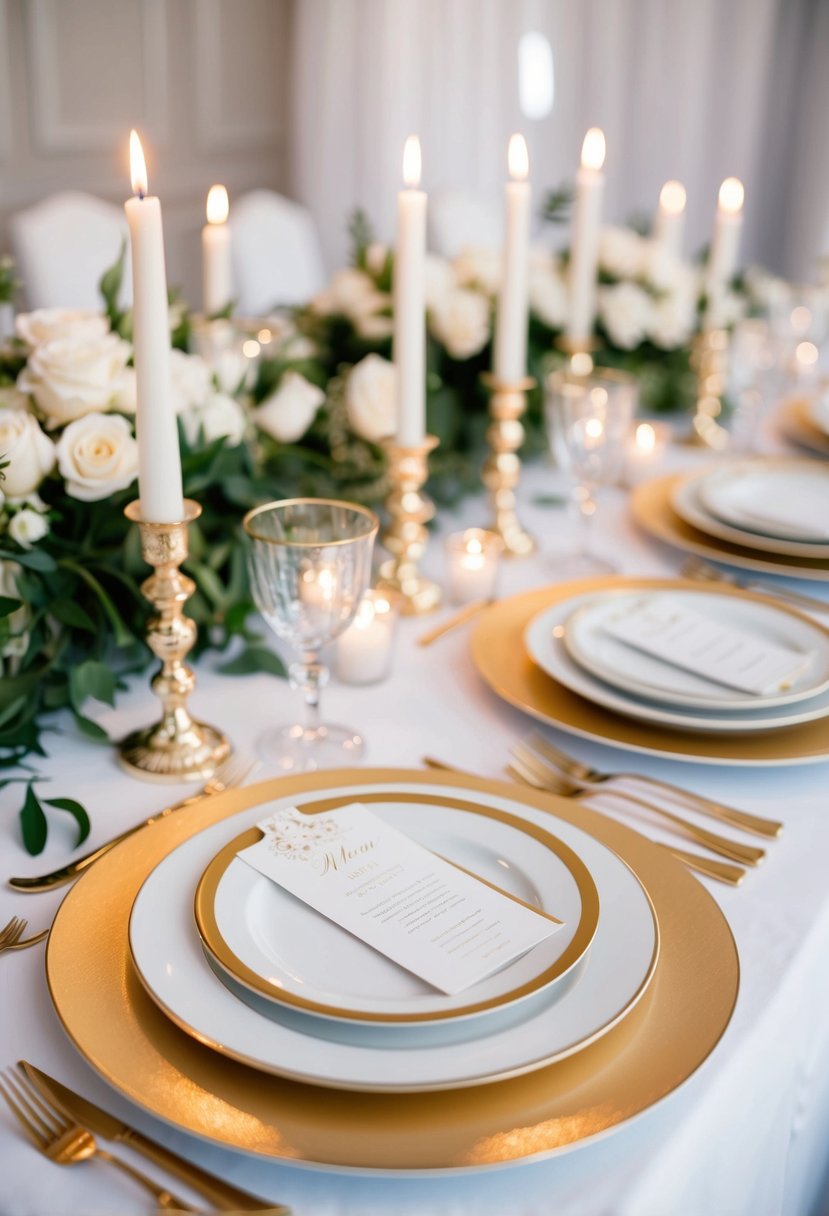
[20,1062,289,1213]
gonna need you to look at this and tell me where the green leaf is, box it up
[0,596,21,618]
[217,646,287,678]
[0,695,29,731]
[59,561,134,647]
[72,713,110,744]
[20,784,47,855]
[0,547,57,572]
[43,797,91,846]
[69,660,117,711]
[49,600,97,632]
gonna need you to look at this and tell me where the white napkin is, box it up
[601,598,814,695]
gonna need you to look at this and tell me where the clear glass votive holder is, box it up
[335,589,400,685]
[624,420,671,485]
[444,529,502,605]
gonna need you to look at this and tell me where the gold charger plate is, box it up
[471,576,829,764]
[47,769,738,1171]
[778,397,829,458]
[631,473,829,582]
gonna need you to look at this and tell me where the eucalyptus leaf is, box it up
[20,784,47,855]
[43,797,91,846]
[0,596,22,618]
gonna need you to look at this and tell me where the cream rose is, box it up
[181,393,247,447]
[598,282,652,350]
[429,288,491,359]
[15,308,109,350]
[56,413,138,501]
[255,372,325,443]
[529,265,568,330]
[365,242,391,278]
[8,507,49,549]
[115,349,214,417]
[311,268,375,318]
[19,332,132,428]
[344,354,397,442]
[453,247,502,296]
[0,409,56,498]
[598,227,646,280]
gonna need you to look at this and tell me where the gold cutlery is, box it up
[8,755,256,893]
[681,555,829,615]
[19,1062,284,1213]
[510,743,765,866]
[0,917,48,952]
[525,730,783,838]
[0,1065,197,1210]
[417,598,493,646]
[422,756,745,885]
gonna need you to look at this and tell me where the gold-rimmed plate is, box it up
[471,577,829,764]
[193,797,600,1028]
[46,769,738,1171]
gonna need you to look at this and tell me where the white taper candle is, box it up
[567,127,606,347]
[202,184,232,316]
[494,134,531,382]
[393,135,427,446]
[653,180,686,259]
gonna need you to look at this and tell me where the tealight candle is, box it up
[625,421,670,485]
[445,529,502,605]
[335,590,399,685]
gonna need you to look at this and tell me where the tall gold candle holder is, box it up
[119,499,231,782]
[480,373,536,557]
[376,435,442,615]
[686,328,731,449]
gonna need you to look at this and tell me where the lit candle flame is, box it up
[402,135,422,188]
[508,133,529,181]
[206,184,229,225]
[129,129,148,198]
[659,180,686,215]
[718,176,744,214]
[581,127,606,172]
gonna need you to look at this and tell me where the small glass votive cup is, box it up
[624,420,671,485]
[334,589,400,685]
[444,529,502,605]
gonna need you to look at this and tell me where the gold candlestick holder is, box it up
[686,328,731,449]
[118,499,231,782]
[376,435,442,615]
[481,373,536,557]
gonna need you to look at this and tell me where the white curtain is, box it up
[289,0,825,278]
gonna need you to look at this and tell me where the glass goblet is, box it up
[545,367,638,576]
[243,498,378,772]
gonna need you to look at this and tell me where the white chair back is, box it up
[428,189,502,259]
[230,189,325,314]
[10,191,132,310]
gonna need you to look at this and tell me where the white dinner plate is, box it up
[672,461,829,557]
[525,593,829,733]
[197,799,598,1029]
[129,782,658,1093]
[563,588,829,711]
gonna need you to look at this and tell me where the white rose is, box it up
[344,354,397,442]
[705,290,746,331]
[365,243,390,278]
[453,247,502,296]
[311,268,375,318]
[350,290,394,340]
[648,284,697,349]
[115,349,214,417]
[0,409,56,498]
[640,241,685,291]
[0,385,32,412]
[181,392,247,447]
[8,507,49,549]
[56,413,138,501]
[423,254,456,312]
[15,308,109,350]
[598,226,646,280]
[429,288,491,359]
[255,372,325,443]
[19,332,131,428]
[529,265,568,330]
[598,282,652,350]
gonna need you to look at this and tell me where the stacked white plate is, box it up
[127,781,659,1093]
[524,584,829,735]
[672,458,829,559]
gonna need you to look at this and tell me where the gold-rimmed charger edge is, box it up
[470,576,829,764]
[46,768,738,1171]
[631,473,829,581]
[194,795,600,1025]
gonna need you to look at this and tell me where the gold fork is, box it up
[505,754,746,887]
[524,730,782,838]
[0,1065,198,1210]
[9,754,256,893]
[509,742,765,867]
[0,917,48,953]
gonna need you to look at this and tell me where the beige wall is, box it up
[0,0,291,306]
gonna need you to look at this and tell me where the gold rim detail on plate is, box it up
[46,768,738,1171]
[471,577,829,764]
[631,473,829,582]
[194,795,600,1025]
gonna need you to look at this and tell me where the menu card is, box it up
[238,804,562,995]
[601,597,813,694]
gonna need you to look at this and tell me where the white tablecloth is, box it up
[3,446,829,1216]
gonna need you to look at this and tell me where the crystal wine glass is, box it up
[243,498,378,771]
[545,367,638,575]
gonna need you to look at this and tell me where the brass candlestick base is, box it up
[376,435,442,616]
[685,328,731,449]
[119,499,231,782]
[481,373,536,557]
